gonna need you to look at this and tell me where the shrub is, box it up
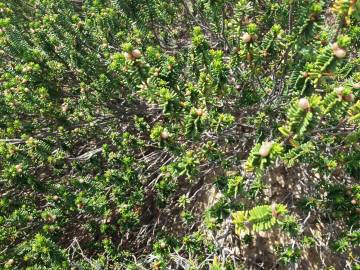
[0,0,359,269]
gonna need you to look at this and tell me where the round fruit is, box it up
[259,141,273,157]
[153,68,160,76]
[242,32,252,43]
[232,47,240,53]
[49,214,57,222]
[61,103,68,113]
[351,199,357,205]
[302,71,309,78]
[353,83,360,89]
[343,94,354,102]
[160,131,169,140]
[335,86,344,96]
[132,49,142,59]
[298,98,310,110]
[196,108,204,117]
[15,164,23,173]
[331,42,339,51]
[123,52,133,61]
[5,259,14,267]
[333,48,346,59]
[77,203,84,209]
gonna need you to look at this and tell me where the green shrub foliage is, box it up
[0,0,359,269]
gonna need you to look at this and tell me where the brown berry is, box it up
[298,98,310,110]
[352,83,360,89]
[232,47,240,53]
[196,108,204,117]
[310,15,317,21]
[334,48,346,59]
[15,164,23,173]
[61,103,68,113]
[259,141,273,157]
[242,33,252,43]
[48,214,56,222]
[335,86,344,96]
[343,94,354,102]
[331,42,340,51]
[123,52,133,61]
[160,131,169,140]
[132,49,142,59]
[77,203,84,209]
[302,72,309,78]
[153,68,160,77]
[5,259,14,267]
